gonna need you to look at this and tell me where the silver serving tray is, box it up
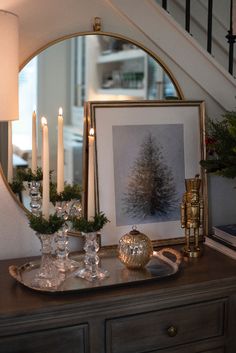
[9,247,182,293]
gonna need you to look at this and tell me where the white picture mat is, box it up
[94,104,202,246]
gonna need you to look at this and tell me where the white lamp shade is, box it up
[0,10,19,121]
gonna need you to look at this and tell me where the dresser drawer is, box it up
[0,324,88,353]
[106,299,226,353]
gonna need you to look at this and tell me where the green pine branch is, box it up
[9,167,44,195]
[72,212,109,233]
[28,212,64,234]
[200,111,236,179]
[50,182,82,204]
[16,167,43,182]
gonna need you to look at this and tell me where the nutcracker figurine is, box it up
[181,175,204,257]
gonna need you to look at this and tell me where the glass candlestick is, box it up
[75,231,109,282]
[28,181,41,216]
[69,199,83,218]
[55,201,80,272]
[32,233,63,289]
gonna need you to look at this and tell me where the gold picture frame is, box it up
[85,100,207,247]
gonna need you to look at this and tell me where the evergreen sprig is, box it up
[9,179,25,194]
[50,182,82,204]
[200,111,236,178]
[28,212,64,234]
[9,167,44,195]
[72,212,109,233]
[17,167,43,182]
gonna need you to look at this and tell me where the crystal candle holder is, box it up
[75,231,109,282]
[28,181,42,216]
[32,233,63,289]
[54,201,81,272]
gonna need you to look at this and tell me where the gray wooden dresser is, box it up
[0,245,235,353]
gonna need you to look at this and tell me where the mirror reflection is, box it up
[2,34,179,211]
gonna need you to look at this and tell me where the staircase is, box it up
[109,0,236,111]
[156,0,236,76]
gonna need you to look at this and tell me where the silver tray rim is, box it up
[9,247,182,293]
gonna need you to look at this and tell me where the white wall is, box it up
[0,0,235,259]
[0,171,37,258]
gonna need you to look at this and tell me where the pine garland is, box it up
[72,212,109,233]
[28,213,64,234]
[200,111,236,178]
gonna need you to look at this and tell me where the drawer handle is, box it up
[167,325,178,337]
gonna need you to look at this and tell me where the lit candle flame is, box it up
[59,107,63,116]
[41,116,47,127]
[89,128,95,136]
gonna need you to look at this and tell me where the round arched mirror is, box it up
[0,33,182,211]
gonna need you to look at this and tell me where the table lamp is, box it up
[0,10,19,121]
[0,10,19,182]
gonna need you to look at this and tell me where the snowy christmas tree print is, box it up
[123,132,177,219]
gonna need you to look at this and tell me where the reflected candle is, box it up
[41,117,49,220]
[32,111,37,173]
[57,107,64,194]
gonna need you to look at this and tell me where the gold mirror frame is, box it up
[1,30,184,220]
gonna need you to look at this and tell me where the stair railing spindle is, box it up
[162,0,167,11]
[207,0,213,54]
[226,0,236,75]
[185,0,191,32]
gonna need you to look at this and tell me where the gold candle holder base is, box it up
[182,246,203,258]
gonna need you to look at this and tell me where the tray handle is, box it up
[153,247,182,266]
[9,265,19,280]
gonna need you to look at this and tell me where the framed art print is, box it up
[85,100,207,247]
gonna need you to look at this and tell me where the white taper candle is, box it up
[87,128,95,218]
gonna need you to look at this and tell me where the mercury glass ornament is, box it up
[118,227,153,269]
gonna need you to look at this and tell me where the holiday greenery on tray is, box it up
[200,111,236,178]
[28,212,64,234]
[72,212,109,233]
